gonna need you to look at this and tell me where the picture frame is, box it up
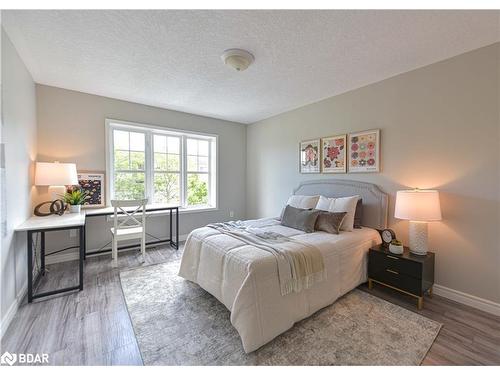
[77,171,105,208]
[321,134,346,173]
[348,129,380,173]
[299,139,320,173]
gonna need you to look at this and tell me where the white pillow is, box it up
[286,195,320,209]
[315,195,333,211]
[315,195,360,231]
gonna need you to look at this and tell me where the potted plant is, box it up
[61,189,89,213]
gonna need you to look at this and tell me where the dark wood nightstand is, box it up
[368,244,435,309]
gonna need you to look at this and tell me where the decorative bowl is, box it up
[389,243,404,255]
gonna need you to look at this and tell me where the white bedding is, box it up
[178,218,382,353]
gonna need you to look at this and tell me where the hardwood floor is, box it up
[358,284,500,365]
[2,244,499,365]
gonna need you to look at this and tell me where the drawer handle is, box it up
[386,255,399,260]
[386,269,399,274]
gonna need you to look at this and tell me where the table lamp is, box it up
[394,189,442,255]
[34,162,78,216]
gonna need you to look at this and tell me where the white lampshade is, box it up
[35,162,78,186]
[395,189,442,222]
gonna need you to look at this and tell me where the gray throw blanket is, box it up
[207,221,326,296]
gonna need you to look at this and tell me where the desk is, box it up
[84,205,179,257]
[15,213,86,302]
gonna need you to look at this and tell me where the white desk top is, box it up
[15,212,86,232]
[85,203,179,217]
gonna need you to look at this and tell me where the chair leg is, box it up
[141,234,146,263]
[112,238,118,267]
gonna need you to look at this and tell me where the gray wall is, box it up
[36,85,246,257]
[1,29,38,334]
[246,43,500,304]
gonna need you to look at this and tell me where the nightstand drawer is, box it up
[368,249,422,278]
[370,269,422,296]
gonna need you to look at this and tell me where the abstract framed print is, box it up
[348,129,380,173]
[321,134,346,173]
[77,171,105,207]
[299,139,320,173]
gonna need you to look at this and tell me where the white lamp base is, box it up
[409,221,428,255]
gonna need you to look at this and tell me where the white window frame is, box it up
[105,119,218,211]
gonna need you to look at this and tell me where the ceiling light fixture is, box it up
[221,49,254,71]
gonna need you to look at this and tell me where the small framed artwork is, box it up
[348,129,380,173]
[77,171,105,208]
[321,134,346,173]
[299,139,320,173]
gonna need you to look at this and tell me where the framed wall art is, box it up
[348,129,380,173]
[299,139,320,173]
[77,171,105,207]
[321,134,346,173]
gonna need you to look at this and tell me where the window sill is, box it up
[178,206,219,215]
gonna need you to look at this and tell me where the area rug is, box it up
[119,260,441,365]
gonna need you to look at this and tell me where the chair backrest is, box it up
[110,198,148,230]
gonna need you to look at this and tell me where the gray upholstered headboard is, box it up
[293,179,388,229]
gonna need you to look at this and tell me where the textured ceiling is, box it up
[3,10,499,124]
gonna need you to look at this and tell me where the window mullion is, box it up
[181,135,187,208]
[145,131,153,202]
[108,126,115,202]
[208,139,212,206]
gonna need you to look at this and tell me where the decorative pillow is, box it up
[353,198,363,229]
[314,195,360,231]
[315,195,332,211]
[281,205,321,233]
[286,195,320,209]
[333,196,360,231]
[315,211,347,234]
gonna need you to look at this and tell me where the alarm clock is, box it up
[379,228,396,247]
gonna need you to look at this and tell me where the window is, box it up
[107,120,217,210]
[153,134,181,205]
[113,130,146,200]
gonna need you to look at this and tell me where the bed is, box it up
[178,179,388,353]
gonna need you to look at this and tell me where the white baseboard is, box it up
[0,299,19,339]
[46,234,188,264]
[433,284,500,317]
[0,283,28,340]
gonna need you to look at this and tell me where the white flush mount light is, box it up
[221,49,254,71]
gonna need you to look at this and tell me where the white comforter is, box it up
[178,218,381,353]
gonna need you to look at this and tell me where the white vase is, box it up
[69,204,81,213]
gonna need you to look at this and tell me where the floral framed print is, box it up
[299,139,320,173]
[77,171,105,207]
[321,134,346,173]
[348,129,380,173]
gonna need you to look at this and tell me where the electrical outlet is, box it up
[229,210,234,218]
[69,229,76,238]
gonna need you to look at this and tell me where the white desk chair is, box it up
[110,198,148,267]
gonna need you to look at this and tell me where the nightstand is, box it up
[367,244,435,309]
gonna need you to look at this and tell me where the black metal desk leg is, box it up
[79,226,84,290]
[40,231,46,276]
[83,221,87,260]
[175,207,179,250]
[169,209,173,245]
[27,231,33,303]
